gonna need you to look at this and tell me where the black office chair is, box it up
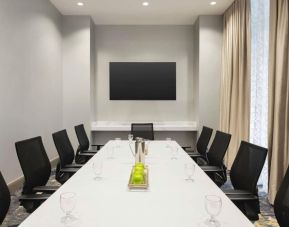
[0,171,19,227]
[0,171,11,226]
[200,131,231,186]
[53,130,88,184]
[15,137,59,212]
[274,165,289,227]
[75,124,103,153]
[184,126,213,159]
[131,123,154,140]
[222,141,267,221]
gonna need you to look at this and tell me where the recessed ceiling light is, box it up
[77,2,84,6]
[142,2,149,6]
[210,1,217,5]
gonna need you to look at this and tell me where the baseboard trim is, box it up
[8,157,59,194]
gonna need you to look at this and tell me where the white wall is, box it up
[62,16,93,148]
[0,0,63,183]
[93,25,195,122]
[197,16,223,132]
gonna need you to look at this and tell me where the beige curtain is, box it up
[220,0,251,168]
[268,0,289,204]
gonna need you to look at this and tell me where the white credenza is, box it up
[91,121,197,131]
[90,121,198,147]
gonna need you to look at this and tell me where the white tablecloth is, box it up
[19,141,253,227]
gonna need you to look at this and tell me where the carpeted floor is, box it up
[1,172,280,227]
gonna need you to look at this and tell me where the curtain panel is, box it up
[220,0,251,168]
[268,0,289,204]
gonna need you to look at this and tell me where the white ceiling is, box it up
[50,0,234,25]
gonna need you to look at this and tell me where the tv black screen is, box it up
[110,62,176,100]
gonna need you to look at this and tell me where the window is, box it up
[250,0,270,192]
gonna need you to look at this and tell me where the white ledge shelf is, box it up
[91,121,197,132]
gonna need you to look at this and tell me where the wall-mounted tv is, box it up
[109,62,176,100]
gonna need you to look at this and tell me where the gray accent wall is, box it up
[62,16,93,148]
[195,16,223,133]
[93,25,195,122]
[0,0,63,183]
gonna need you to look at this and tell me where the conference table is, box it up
[19,140,254,227]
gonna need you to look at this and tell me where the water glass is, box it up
[128,134,134,142]
[115,138,121,148]
[60,192,77,224]
[92,160,103,180]
[204,195,222,227]
[184,163,195,181]
[107,146,115,159]
[166,138,172,148]
[171,146,178,160]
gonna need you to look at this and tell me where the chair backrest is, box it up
[15,136,51,194]
[274,165,289,227]
[75,124,90,150]
[196,126,213,156]
[230,141,267,194]
[53,130,75,167]
[131,123,154,140]
[207,131,231,166]
[0,171,10,225]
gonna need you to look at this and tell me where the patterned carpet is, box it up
[1,172,280,227]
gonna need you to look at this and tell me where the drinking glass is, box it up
[60,192,77,224]
[128,134,134,143]
[92,160,103,180]
[166,138,172,148]
[204,195,222,227]
[115,138,121,148]
[171,146,178,160]
[107,146,115,159]
[184,163,195,181]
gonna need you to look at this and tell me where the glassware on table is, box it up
[184,163,195,181]
[115,138,121,148]
[107,146,115,159]
[166,138,172,148]
[204,195,222,227]
[128,134,134,143]
[60,192,77,224]
[92,160,103,180]
[171,145,178,160]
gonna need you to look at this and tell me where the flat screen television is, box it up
[109,62,176,100]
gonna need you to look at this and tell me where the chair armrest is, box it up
[223,189,253,195]
[227,193,258,201]
[19,194,50,201]
[64,164,83,168]
[188,152,202,157]
[60,168,79,173]
[182,146,192,150]
[78,153,95,157]
[81,150,97,154]
[201,166,224,172]
[32,186,59,193]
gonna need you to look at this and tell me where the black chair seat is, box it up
[78,152,94,157]
[60,167,79,173]
[19,193,50,201]
[81,149,97,154]
[32,186,59,194]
